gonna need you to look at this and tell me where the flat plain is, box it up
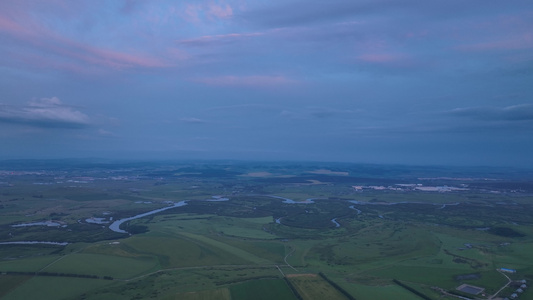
[1,160,532,299]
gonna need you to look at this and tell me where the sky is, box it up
[0,0,532,167]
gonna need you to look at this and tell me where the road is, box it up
[489,269,512,300]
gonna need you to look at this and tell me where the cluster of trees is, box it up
[2,271,113,280]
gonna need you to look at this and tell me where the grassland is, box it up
[1,160,532,299]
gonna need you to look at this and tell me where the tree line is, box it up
[2,270,113,280]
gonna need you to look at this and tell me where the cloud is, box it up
[452,11,533,53]
[0,97,90,128]
[455,34,533,52]
[183,1,234,23]
[0,6,170,73]
[208,3,233,19]
[449,104,533,121]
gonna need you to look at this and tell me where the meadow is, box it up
[0,160,532,299]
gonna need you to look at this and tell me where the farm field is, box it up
[0,160,532,299]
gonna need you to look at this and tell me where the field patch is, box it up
[1,276,111,300]
[178,232,273,264]
[205,217,277,239]
[366,265,468,289]
[214,239,285,263]
[123,234,252,268]
[41,253,157,279]
[307,169,349,176]
[347,282,428,300]
[172,288,231,300]
[0,255,61,272]
[230,279,297,300]
[149,214,276,239]
[287,274,350,300]
[0,275,31,298]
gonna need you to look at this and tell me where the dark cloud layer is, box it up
[0,97,90,128]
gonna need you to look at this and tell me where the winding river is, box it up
[348,205,362,214]
[267,195,315,204]
[348,200,461,208]
[109,201,188,234]
[331,218,340,227]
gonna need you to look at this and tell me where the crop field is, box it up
[1,160,532,299]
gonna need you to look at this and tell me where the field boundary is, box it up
[318,272,356,300]
[393,279,432,300]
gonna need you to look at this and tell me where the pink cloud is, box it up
[208,3,233,19]
[182,2,234,23]
[69,46,168,69]
[193,75,299,87]
[184,4,202,23]
[2,50,99,75]
[0,12,170,72]
[456,33,533,52]
[449,11,533,53]
[0,15,34,36]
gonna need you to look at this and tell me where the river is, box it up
[11,221,64,228]
[109,201,188,234]
[0,241,68,246]
[348,205,362,214]
[348,200,461,208]
[267,195,315,204]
